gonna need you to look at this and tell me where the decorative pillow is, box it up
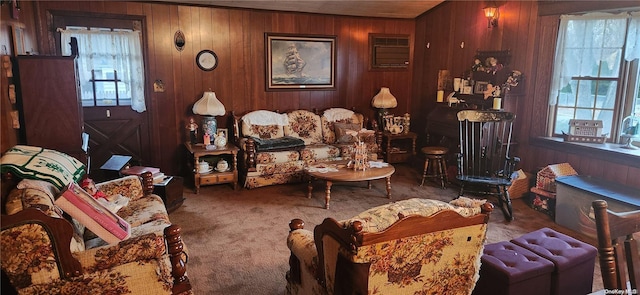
[251,136,305,152]
[334,122,361,143]
[4,189,24,215]
[0,145,85,190]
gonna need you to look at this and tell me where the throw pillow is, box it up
[334,122,360,143]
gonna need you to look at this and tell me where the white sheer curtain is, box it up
[626,11,640,61]
[548,12,630,106]
[60,28,146,112]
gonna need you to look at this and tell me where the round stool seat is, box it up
[420,146,449,189]
[421,146,449,155]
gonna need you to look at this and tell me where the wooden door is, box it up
[83,106,150,175]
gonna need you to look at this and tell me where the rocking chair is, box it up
[456,110,519,221]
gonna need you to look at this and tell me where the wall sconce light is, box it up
[483,3,499,28]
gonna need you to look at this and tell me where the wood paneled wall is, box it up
[11,1,415,174]
[414,1,640,189]
[2,1,638,189]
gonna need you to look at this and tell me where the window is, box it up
[548,12,640,144]
[60,27,146,112]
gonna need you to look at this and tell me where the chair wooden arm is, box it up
[1,208,83,279]
[164,224,192,294]
[592,200,640,291]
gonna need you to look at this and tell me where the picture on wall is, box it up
[265,33,336,90]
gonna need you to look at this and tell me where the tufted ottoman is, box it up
[511,227,597,295]
[473,241,555,295]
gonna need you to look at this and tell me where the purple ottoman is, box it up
[511,227,597,295]
[473,241,555,295]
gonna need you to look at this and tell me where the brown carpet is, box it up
[168,164,602,294]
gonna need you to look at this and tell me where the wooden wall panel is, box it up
[414,1,639,190]
[18,0,414,174]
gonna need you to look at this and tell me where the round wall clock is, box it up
[196,49,218,71]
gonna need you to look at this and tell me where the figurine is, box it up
[187,117,198,144]
[81,178,108,201]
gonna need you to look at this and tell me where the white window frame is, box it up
[547,11,640,146]
[60,26,146,113]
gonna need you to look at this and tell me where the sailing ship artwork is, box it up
[266,34,336,90]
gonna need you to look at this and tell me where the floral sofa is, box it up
[285,197,493,295]
[232,108,381,189]
[0,145,191,294]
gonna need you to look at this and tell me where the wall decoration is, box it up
[474,81,489,94]
[265,33,336,90]
[196,49,218,71]
[174,30,185,51]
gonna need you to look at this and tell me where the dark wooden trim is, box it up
[1,209,83,280]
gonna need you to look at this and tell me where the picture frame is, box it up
[265,33,336,90]
[11,25,25,56]
[474,81,490,94]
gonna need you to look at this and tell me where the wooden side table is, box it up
[382,131,417,163]
[184,142,239,193]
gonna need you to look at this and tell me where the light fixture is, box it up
[483,3,499,28]
[371,87,397,128]
[192,91,226,141]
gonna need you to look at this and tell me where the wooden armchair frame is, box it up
[1,172,191,294]
[592,200,640,293]
[288,202,493,293]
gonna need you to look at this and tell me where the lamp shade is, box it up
[371,87,397,109]
[192,91,226,116]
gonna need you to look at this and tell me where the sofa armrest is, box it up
[95,174,153,201]
[1,208,83,288]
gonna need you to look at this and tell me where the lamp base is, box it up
[201,116,217,139]
[377,108,390,131]
[620,135,638,149]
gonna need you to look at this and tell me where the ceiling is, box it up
[152,0,446,19]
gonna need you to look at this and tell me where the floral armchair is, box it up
[1,161,191,295]
[285,198,493,295]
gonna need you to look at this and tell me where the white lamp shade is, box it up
[192,91,226,116]
[371,87,397,109]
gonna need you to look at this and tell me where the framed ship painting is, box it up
[265,33,336,91]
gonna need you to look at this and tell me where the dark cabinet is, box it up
[14,55,86,163]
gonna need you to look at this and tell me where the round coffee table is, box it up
[305,164,395,209]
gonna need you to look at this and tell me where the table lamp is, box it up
[371,87,397,129]
[192,91,226,143]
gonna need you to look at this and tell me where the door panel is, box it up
[83,106,150,176]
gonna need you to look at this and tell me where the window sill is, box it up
[531,137,640,168]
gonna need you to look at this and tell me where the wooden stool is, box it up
[419,146,448,189]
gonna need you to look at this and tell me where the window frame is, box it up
[547,12,639,145]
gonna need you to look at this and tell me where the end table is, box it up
[184,142,239,193]
[382,131,417,163]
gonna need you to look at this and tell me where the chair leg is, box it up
[420,158,429,186]
[497,185,514,221]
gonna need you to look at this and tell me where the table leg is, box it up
[325,180,332,209]
[385,176,391,199]
[307,177,313,199]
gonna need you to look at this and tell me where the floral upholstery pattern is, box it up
[1,174,190,295]
[95,175,144,201]
[286,198,489,295]
[320,113,365,144]
[299,144,341,164]
[284,110,324,144]
[235,108,379,189]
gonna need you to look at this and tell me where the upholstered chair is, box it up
[285,198,493,295]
